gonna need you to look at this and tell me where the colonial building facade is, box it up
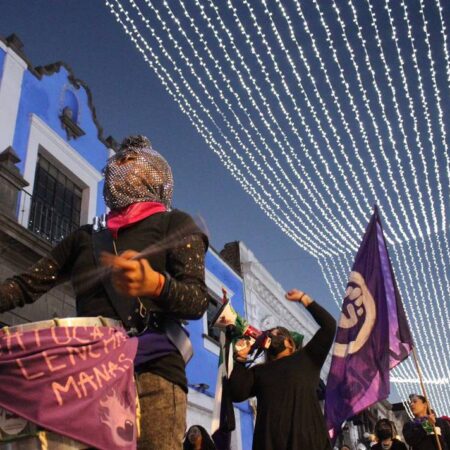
[0,34,108,328]
[220,241,331,379]
[0,33,255,448]
[0,32,405,450]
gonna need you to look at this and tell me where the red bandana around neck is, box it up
[106,201,166,238]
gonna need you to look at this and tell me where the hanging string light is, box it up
[105,0,450,411]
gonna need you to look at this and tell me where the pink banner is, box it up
[0,325,138,450]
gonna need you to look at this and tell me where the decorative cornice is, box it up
[0,34,117,150]
[244,269,316,332]
[34,62,108,146]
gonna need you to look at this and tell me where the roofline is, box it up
[0,34,118,150]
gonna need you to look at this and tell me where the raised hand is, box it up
[234,338,252,362]
[285,289,313,307]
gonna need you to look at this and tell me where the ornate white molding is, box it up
[20,114,102,227]
[238,242,332,376]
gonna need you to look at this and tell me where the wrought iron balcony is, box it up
[18,190,79,245]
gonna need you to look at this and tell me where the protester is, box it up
[229,289,336,450]
[0,135,209,450]
[371,419,406,450]
[183,425,216,450]
[403,394,450,450]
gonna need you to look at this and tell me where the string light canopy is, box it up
[105,0,450,412]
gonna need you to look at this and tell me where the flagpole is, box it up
[411,346,442,450]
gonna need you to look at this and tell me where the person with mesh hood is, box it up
[0,135,209,449]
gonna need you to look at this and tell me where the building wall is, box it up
[186,249,253,450]
[237,241,332,378]
[0,37,255,445]
[0,46,5,73]
[0,38,106,326]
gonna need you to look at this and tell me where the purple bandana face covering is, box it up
[103,135,174,210]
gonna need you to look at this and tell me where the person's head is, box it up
[409,394,429,417]
[339,445,351,450]
[183,425,216,450]
[266,326,296,361]
[187,425,202,447]
[374,419,395,448]
[103,135,173,210]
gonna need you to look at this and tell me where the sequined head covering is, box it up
[103,135,173,210]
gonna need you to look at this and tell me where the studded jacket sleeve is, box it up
[0,231,76,313]
[155,233,209,320]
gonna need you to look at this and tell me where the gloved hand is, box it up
[101,250,165,298]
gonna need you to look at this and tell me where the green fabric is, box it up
[290,331,304,349]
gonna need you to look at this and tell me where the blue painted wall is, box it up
[11,64,108,214]
[7,46,254,447]
[0,47,6,79]
[187,249,254,449]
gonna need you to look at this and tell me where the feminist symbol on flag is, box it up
[333,271,376,358]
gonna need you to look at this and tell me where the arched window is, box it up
[62,89,79,123]
[60,89,85,140]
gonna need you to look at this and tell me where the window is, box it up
[28,155,82,243]
[205,290,223,343]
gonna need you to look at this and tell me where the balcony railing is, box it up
[18,190,79,245]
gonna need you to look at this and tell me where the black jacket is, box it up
[403,418,450,450]
[0,209,209,390]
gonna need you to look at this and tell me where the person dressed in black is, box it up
[0,135,209,450]
[371,419,407,450]
[183,425,216,450]
[229,289,337,450]
[403,395,450,450]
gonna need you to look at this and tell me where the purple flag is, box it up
[0,326,138,450]
[325,207,413,440]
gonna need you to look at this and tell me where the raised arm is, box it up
[303,302,337,367]
[228,337,256,402]
[286,289,336,367]
[229,362,256,402]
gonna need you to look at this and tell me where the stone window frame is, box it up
[19,114,102,231]
[28,154,83,243]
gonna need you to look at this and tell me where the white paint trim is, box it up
[19,114,102,227]
[202,334,220,356]
[232,408,243,450]
[204,268,235,354]
[187,390,244,450]
[187,388,215,412]
[205,268,235,300]
[0,44,27,151]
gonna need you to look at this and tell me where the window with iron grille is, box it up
[206,290,223,343]
[28,155,82,244]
